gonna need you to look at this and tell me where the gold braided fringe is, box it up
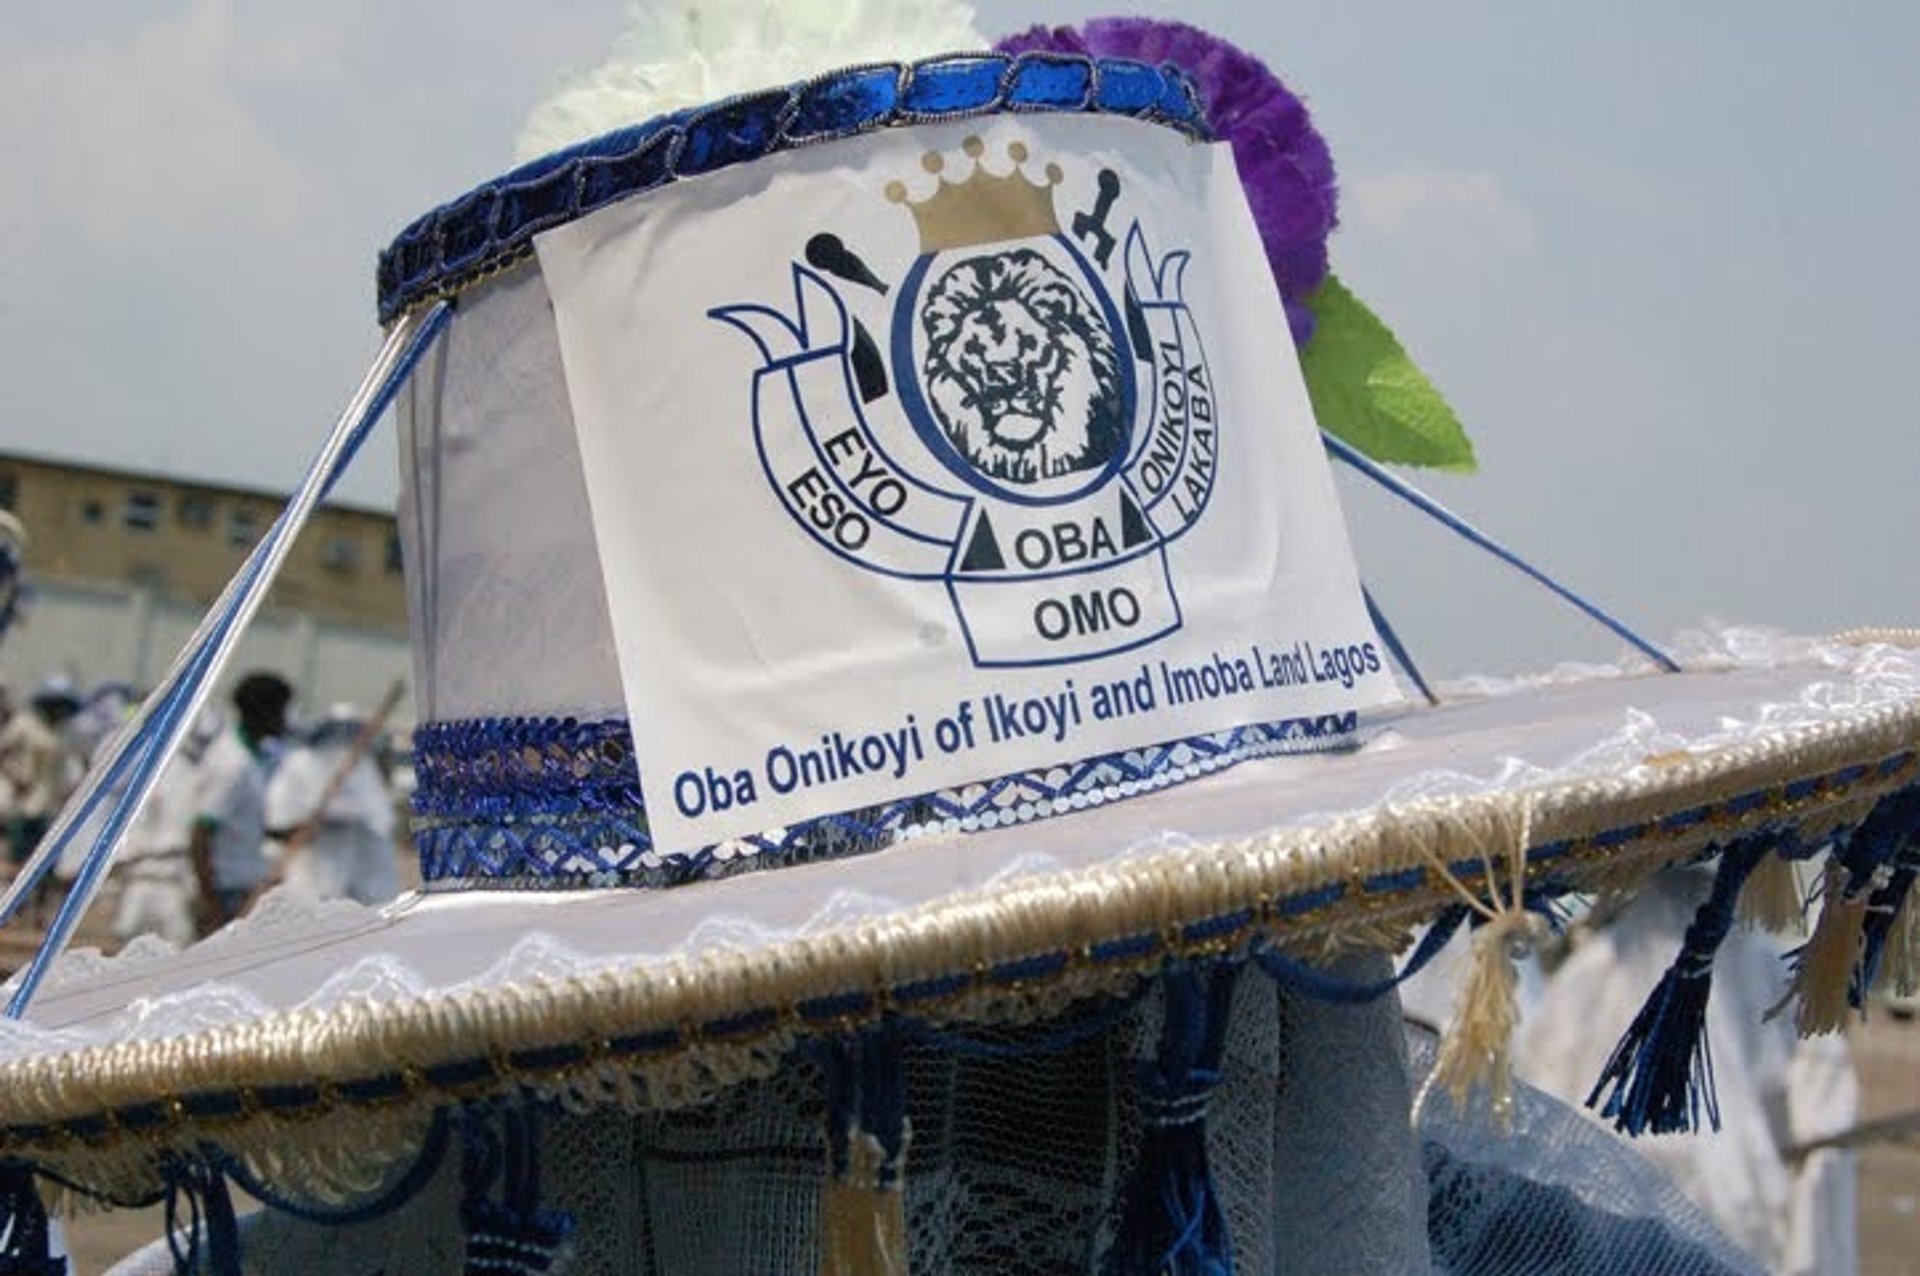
[1407,802,1549,1129]
[1833,628,1920,649]
[0,682,1917,1203]
[1776,860,1871,1037]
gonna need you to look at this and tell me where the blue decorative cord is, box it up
[0,298,447,940]
[161,1153,241,1276]
[1254,904,1468,1003]
[1816,786,1920,1009]
[1324,433,1681,674]
[0,511,271,947]
[214,1110,453,1228]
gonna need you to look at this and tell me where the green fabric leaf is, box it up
[1299,275,1477,472]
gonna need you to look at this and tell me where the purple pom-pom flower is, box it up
[997,20,1337,346]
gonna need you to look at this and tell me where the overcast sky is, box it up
[2,1,1916,677]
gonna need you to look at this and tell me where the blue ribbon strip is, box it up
[1,301,454,1019]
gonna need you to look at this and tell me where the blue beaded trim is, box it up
[376,52,1209,323]
[411,712,1359,891]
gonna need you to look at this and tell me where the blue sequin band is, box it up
[411,712,1359,891]
[376,52,1209,323]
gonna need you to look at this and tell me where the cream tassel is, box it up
[819,1130,910,1276]
[1412,801,1546,1129]
[1774,861,1867,1037]
[1737,851,1806,937]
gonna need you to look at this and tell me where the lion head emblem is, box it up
[919,248,1126,487]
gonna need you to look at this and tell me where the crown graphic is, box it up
[886,137,1065,254]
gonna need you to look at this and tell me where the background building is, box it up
[0,450,411,720]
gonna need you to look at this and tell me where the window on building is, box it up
[177,493,214,531]
[322,535,360,574]
[228,507,259,548]
[385,531,405,575]
[80,498,105,525]
[0,472,16,511]
[123,489,162,532]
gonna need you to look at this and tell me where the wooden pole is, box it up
[246,677,405,910]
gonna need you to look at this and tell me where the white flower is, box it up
[515,0,986,161]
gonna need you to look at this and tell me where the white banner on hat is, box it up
[537,114,1398,853]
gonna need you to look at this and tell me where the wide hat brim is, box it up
[3,630,1918,1203]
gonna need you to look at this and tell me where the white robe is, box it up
[262,741,399,906]
[110,755,199,948]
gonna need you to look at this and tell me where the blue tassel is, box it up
[1841,790,1920,1006]
[821,1030,908,1190]
[1858,853,1917,995]
[1761,787,1920,1025]
[161,1154,240,1276]
[1839,788,1920,891]
[1102,964,1239,1276]
[1856,833,1920,1001]
[1586,838,1768,1136]
[460,1108,576,1276]
[817,1029,909,1276]
[0,1163,65,1276]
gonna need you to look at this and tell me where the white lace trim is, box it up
[1,627,1915,1068]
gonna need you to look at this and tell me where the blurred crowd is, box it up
[0,670,403,946]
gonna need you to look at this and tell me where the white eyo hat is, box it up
[1,12,1919,1276]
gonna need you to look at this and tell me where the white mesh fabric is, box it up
[1270,955,1434,1274]
[106,974,1429,1274]
[394,265,624,723]
[1411,1030,1762,1276]
[103,987,1765,1275]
